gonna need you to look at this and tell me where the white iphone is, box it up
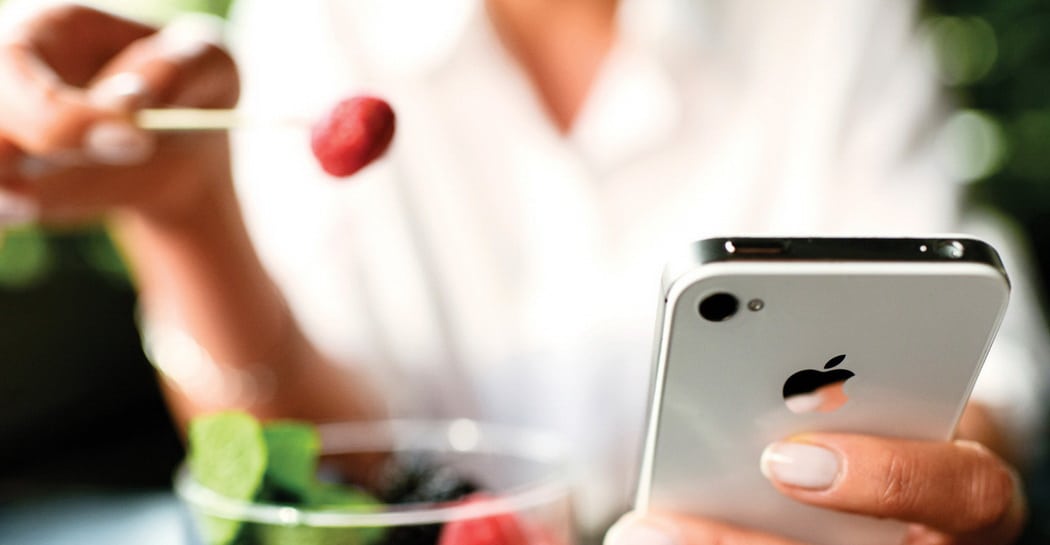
[634,237,1011,545]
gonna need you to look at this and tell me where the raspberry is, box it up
[310,96,396,177]
[437,495,532,545]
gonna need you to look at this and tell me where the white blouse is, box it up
[226,0,1048,533]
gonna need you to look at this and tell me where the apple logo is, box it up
[782,354,855,414]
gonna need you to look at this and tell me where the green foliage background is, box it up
[928,2,1050,540]
[927,0,1050,291]
[0,0,236,499]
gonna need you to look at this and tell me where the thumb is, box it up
[88,13,239,112]
[76,15,237,168]
[604,511,809,545]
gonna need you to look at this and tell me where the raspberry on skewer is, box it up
[135,95,397,178]
[310,96,396,177]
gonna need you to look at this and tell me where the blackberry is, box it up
[375,454,483,545]
[379,454,481,505]
[378,523,444,545]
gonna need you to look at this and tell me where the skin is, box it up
[0,3,1029,544]
[0,5,382,428]
[611,429,1025,545]
[486,0,618,132]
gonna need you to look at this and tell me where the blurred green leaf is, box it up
[189,411,269,545]
[263,421,321,500]
[79,228,130,286]
[0,227,52,288]
[1006,109,1050,181]
[928,16,998,86]
[254,523,371,545]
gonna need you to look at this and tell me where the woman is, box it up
[0,0,1040,543]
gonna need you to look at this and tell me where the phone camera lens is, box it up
[699,293,739,322]
[937,240,965,259]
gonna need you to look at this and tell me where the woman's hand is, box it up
[607,410,1025,545]
[0,3,239,226]
[0,4,390,432]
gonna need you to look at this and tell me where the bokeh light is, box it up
[938,109,1007,182]
[927,15,999,87]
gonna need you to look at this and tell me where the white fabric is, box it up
[226,0,1048,534]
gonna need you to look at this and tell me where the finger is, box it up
[0,187,38,226]
[604,511,811,545]
[10,4,155,86]
[0,45,150,165]
[955,402,1016,464]
[760,434,1025,541]
[0,139,35,192]
[13,131,213,210]
[0,5,157,155]
[0,138,19,170]
[0,40,105,154]
[0,138,37,223]
[80,16,236,169]
[89,14,239,111]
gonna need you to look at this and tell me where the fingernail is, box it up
[18,149,90,179]
[83,121,154,165]
[604,514,679,545]
[90,72,149,110]
[17,149,89,179]
[760,442,841,489]
[0,192,38,226]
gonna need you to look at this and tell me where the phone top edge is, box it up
[662,236,1009,300]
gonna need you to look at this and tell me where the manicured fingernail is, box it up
[604,514,679,545]
[83,121,154,165]
[0,192,37,226]
[760,442,841,489]
[17,150,87,179]
[90,72,149,110]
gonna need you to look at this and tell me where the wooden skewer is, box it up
[135,108,310,131]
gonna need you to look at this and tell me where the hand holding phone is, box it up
[634,237,1012,545]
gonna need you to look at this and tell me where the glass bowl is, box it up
[175,419,575,545]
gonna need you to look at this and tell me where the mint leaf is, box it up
[263,421,321,500]
[252,482,386,545]
[188,414,388,545]
[254,523,371,545]
[306,481,378,507]
[188,411,268,545]
[306,482,386,545]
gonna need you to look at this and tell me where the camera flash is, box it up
[748,299,764,311]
